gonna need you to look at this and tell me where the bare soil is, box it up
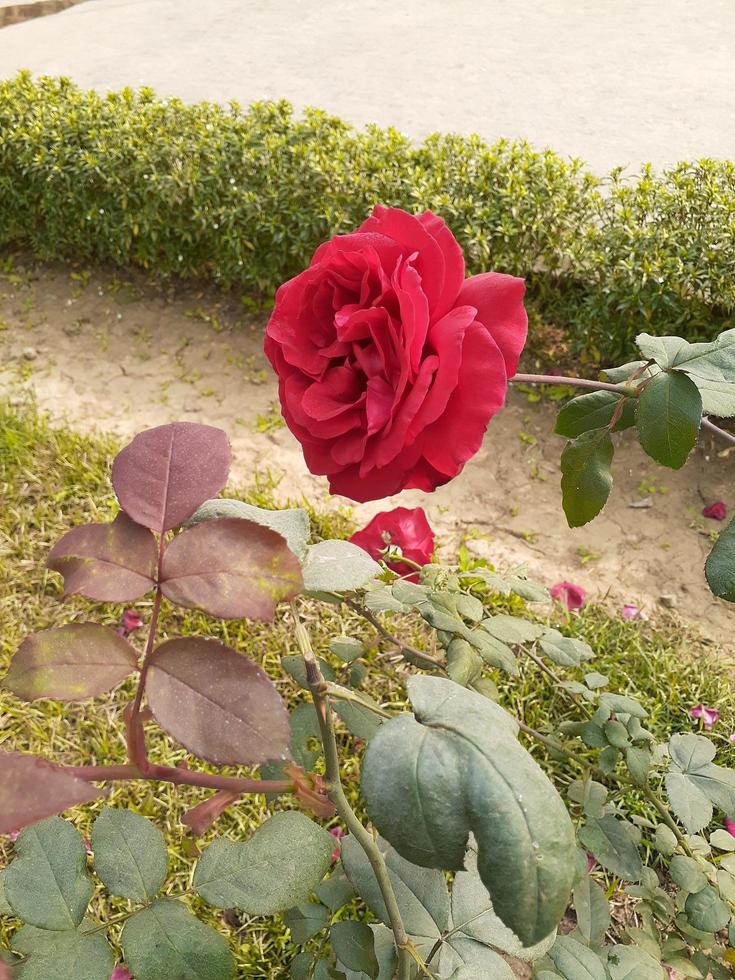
[1,262,733,651]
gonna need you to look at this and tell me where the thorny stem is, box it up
[127,531,167,771]
[290,601,414,980]
[64,762,294,797]
[511,373,735,448]
[344,597,446,671]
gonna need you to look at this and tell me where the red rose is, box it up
[349,506,434,580]
[264,206,527,501]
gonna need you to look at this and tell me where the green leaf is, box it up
[315,870,355,911]
[449,846,557,962]
[360,677,575,946]
[625,746,651,786]
[282,654,336,688]
[665,733,735,833]
[120,898,235,979]
[669,855,707,894]
[705,515,735,603]
[302,540,380,593]
[194,811,333,914]
[599,693,647,719]
[635,333,690,366]
[446,638,483,687]
[333,692,383,741]
[468,627,519,675]
[607,944,666,979]
[12,922,114,980]
[600,361,656,384]
[555,391,635,438]
[90,807,168,902]
[187,499,311,559]
[331,921,378,976]
[341,835,448,948]
[709,828,735,851]
[4,817,93,930]
[480,615,544,645]
[283,902,330,944]
[0,870,12,916]
[578,815,643,881]
[539,629,594,667]
[329,636,364,663]
[438,937,516,979]
[290,951,314,980]
[635,371,702,469]
[560,428,614,527]
[653,824,677,857]
[573,876,610,947]
[541,935,608,979]
[684,885,730,932]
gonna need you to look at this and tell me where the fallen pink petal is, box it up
[110,968,133,980]
[730,733,735,745]
[122,608,144,632]
[702,501,727,521]
[621,603,648,621]
[725,819,735,838]
[550,581,586,611]
[689,704,720,730]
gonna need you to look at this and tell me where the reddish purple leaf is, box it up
[0,751,101,834]
[146,637,291,765]
[47,512,157,602]
[182,790,240,836]
[4,623,139,701]
[160,518,303,620]
[111,422,231,533]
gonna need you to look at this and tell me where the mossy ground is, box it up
[1,400,734,976]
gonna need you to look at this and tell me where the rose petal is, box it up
[703,501,727,521]
[689,704,720,730]
[550,581,586,611]
[458,272,528,377]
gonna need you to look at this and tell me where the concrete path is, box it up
[0,0,733,172]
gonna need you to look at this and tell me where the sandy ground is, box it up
[1,0,735,173]
[1,260,733,650]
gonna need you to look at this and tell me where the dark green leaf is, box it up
[283,902,330,944]
[542,935,608,979]
[480,616,544,645]
[653,824,677,857]
[573,875,610,947]
[446,638,483,687]
[607,944,666,979]
[341,835,448,948]
[684,886,730,932]
[669,856,707,894]
[333,692,383,741]
[315,870,355,912]
[91,807,168,901]
[194,811,333,914]
[361,677,575,946]
[560,428,614,528]
[12,922,114,980]
[578,815,642,881]
[666,733,735,833]
[705,515,735,603]
[4,817,93,930]
[468,629,518,675]
[636,371,702,470]
[331,921,378,976]
[120,898,235,979]
[330,636,364,663]
[555,391,635,438]
[625,746,651,786]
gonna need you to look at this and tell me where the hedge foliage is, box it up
[1,73,734,360]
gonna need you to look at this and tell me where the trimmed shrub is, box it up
[1,72,734,360]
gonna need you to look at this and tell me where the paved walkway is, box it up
[0,0,733,172]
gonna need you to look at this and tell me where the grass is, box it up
[2,401,735,976]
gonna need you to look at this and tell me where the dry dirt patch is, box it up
[1,262,732,650]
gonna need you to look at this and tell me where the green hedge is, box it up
[1,72,734,360]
